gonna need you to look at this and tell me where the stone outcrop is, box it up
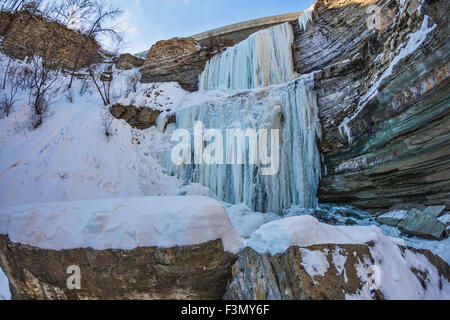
[289,0,450,210]
[110,104,162,130]
[0,10,101,69]
[0,235,236,300]
[225,244,450,300]
[398,209,447,240]
[140,37,211,92]
[116,53,144,70]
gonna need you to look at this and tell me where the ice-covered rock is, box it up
[376,210,409,227]
[226,216,450,300]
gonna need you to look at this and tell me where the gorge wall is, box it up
[294,0,449,210]
[144,0,449,212]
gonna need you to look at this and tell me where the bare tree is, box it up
[0,80,20,117]
[1,61,27,117]
[100,108,114,140]
[29,54,62,128]
[63,0,123,89]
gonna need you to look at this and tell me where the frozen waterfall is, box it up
[165,74,322,214]
[198,22,297,91]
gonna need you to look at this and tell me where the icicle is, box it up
[298,4,315,31]
[198,23,297,91]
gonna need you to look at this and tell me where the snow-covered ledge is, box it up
[0,196,244,254]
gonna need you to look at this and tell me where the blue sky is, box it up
[114,0,316,54]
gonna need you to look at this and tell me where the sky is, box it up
[113,0,316,54]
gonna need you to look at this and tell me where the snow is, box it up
[300,248,330,279]
[438,213,450,225]
[0,266,10,300]
[247,215,450,300]
[332,248,348,283]
[199,23,297,91]
[224,202,281,238]
[247,215,403,255]
[0,196,245,254]
[378,210,409,220]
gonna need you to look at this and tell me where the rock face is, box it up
[110,104,162,130]
[140,37,211,92]
[289,0,450,210]
[225,244,450,300]
[0,235,236,300]
[116,54,144,70]
[0,10,101,69]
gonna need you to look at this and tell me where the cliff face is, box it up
[291,0,449,209]
[0,10,101,69]
[140,37,211,92]
[137,0,448,210]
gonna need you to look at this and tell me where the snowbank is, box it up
[247,215,403,254]
[247,215,450,300]
[0,196,245,254]
[0,267,10,300]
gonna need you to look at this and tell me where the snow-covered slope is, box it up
[0,196,244,254]
[0,55,211,207]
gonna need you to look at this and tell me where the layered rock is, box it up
[140,37,211,92]
[110,104,162,130]
[0,236,236,300]
[116,53,144,70]
[0,10,101,69]
[290,0,450,209]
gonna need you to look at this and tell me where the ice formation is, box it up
[0,267,10,300]
[166,74,322,214]
[198,23,297,91]
[298,3,315,31]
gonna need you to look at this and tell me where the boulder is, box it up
[376,210,408,227]
[110,104,162,130]
[139,37,211,92]
[423,206,447,219]
[116,54,145,70]
[398,209,447,240]
[0,196,244,300]
[225,244,450,300]
[0,236,236,300]
[226,215,450,300]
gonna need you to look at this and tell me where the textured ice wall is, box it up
[166,74,322,214]
[198,23,297,91]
